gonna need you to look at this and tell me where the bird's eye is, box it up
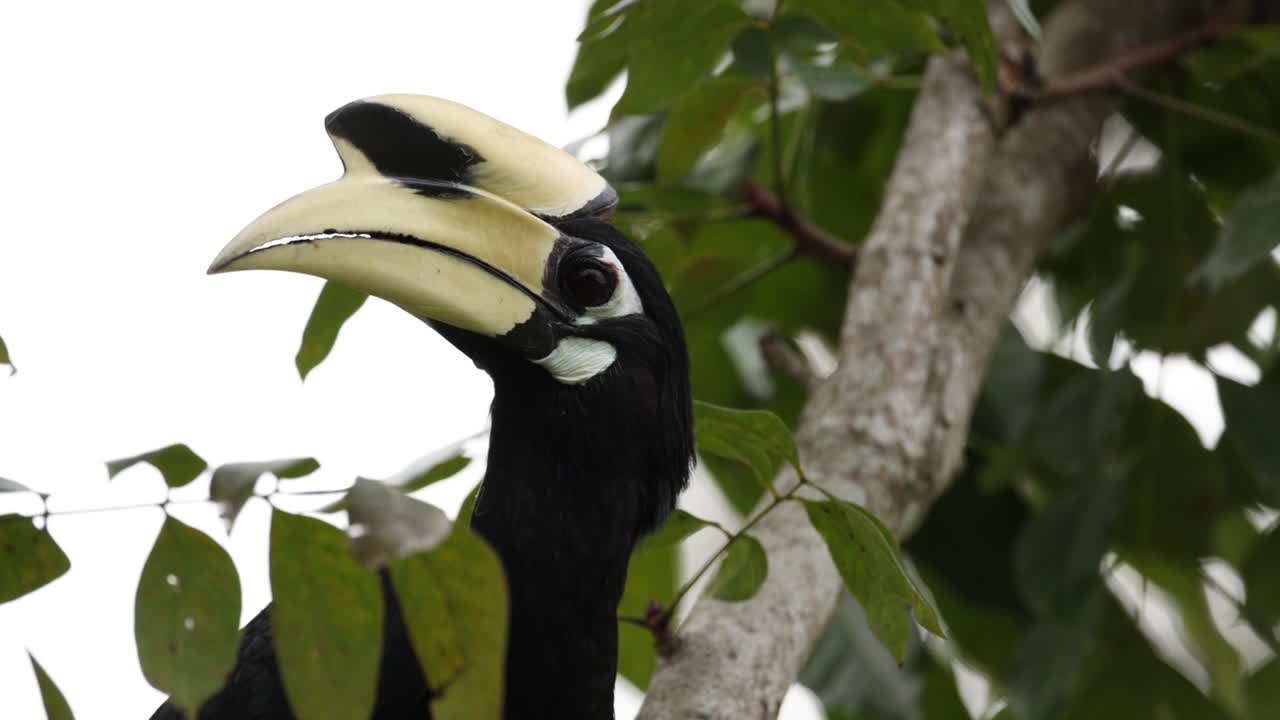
[562,257,617,309]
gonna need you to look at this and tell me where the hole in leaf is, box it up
[166,574,180,588]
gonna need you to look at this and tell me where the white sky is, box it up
[0,2,828,718]
[1,2,1268,719]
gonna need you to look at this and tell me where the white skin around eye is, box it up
[578,246,644,324]
[535,246,643,383]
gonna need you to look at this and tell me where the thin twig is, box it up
[740,179,858,267]
[618,600,682,654]
[665,484,802,620]
[37,496,203,519]
[682,248,797,321]
[760,333,817,388]
[1099,125,1144,183]
[1001,16,1233,102]
[1118,77,1280,144]
[999,16,1280,145]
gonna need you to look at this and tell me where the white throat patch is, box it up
[533,337,618,385]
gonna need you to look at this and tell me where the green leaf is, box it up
[1030,368,1139,480]
[566,0,631,109]
[391,454,472,494]
[1041,169,1252,357]
[694,400,799,489]
[707,534,768,602]
[1213,508,1261,568]
[1247,658,1280,720]
[0,333,13,375]
[700,454,768,516]
[916,563,1027,682]
[894,0,998,88]
[800,91,914,250]
[1014,472,1124,618]
[388,526,507,720]
[1218,376,1280,504]
[0,477,37,495]
[28,652,74,720]
[1118,398,1228,560]
[1194,168,1280,289]
[799,592,916,719]
[269,510,382,720]
[670,219,792,310]
[1007,589,1106,720]
[972,324,1048,443]
[617,540,677,688]
[787,0,940,57]
[1242,527,1280,627]
[907,478,1031,676]
[210,458,319,531]
[774,14,840,58]
[321,449,473,515]
[1183,28,1280,85]
[295,281,367,381]
[1060,597,1233,720]
[107,444,208,489]
[804,500,943,661]
[1123,550,1246,716]
[636,508,716,554]
[794,61,872,101]
[134,516,241,714]
[603,114,665,183]
[458,482,481,528]
[0,514,70,604]
[614,0,751,114]
[1123,57,1280,208]
[918,654,970,720]
[345,479,453,568]
[730,26,773,80]
[657,76,762,183]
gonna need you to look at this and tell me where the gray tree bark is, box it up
[636,0,1232,717]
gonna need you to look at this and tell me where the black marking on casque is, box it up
[325,101,482,199]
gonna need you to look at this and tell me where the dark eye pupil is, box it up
[566,262,616,308]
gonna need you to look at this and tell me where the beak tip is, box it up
[207,252,240,275]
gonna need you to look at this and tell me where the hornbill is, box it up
[151,95,694,719]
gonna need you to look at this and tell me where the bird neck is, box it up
[470,388,647,720]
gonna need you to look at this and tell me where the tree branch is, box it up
[759,333,817,389]
[636,0,1238,717]
[1002,15,1234,101]
[740,179,857,268]
[639,50,996,719]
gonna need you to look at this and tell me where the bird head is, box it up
[211,95,694,533]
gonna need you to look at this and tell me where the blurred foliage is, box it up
[563,0,1280,717]
[3,1,1280,718]
[0,332,13,375]
[107,443,209,489]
